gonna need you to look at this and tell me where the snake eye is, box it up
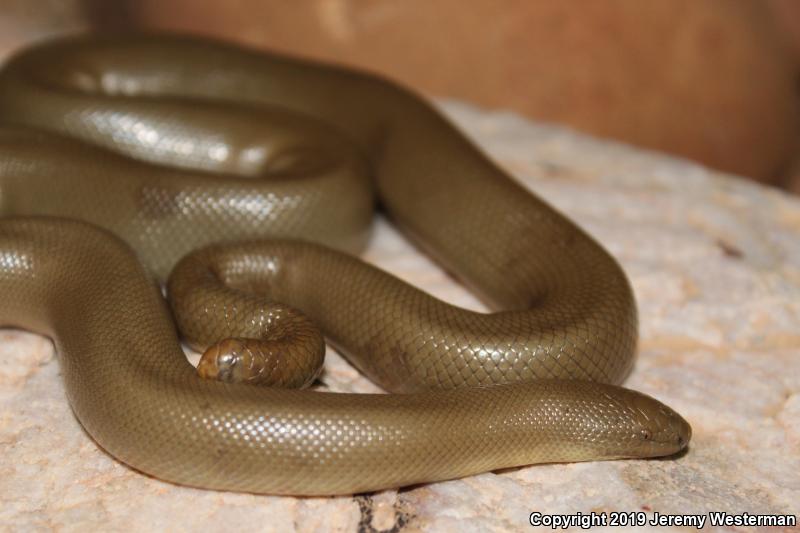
[640,429,652,441]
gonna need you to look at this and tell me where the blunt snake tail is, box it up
[0,34,690,495]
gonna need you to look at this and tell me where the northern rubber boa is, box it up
[0,34,690,495]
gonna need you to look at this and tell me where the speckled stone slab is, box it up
[1,101,798,532]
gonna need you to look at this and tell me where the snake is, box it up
[0,34,690,496]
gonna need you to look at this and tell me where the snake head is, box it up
[629,389,692,457]
[595,384,692,460]
[526,381,691,463]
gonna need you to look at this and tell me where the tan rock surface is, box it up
[1,102,798,532]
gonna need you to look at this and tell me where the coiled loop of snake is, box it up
[0,34,690,495]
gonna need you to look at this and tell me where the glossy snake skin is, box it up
[0,34,690,495]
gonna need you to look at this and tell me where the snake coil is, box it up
[0,34,690,495]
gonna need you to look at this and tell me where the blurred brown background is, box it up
[3,0,800,192]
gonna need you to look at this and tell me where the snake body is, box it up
[0,35,690,495]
